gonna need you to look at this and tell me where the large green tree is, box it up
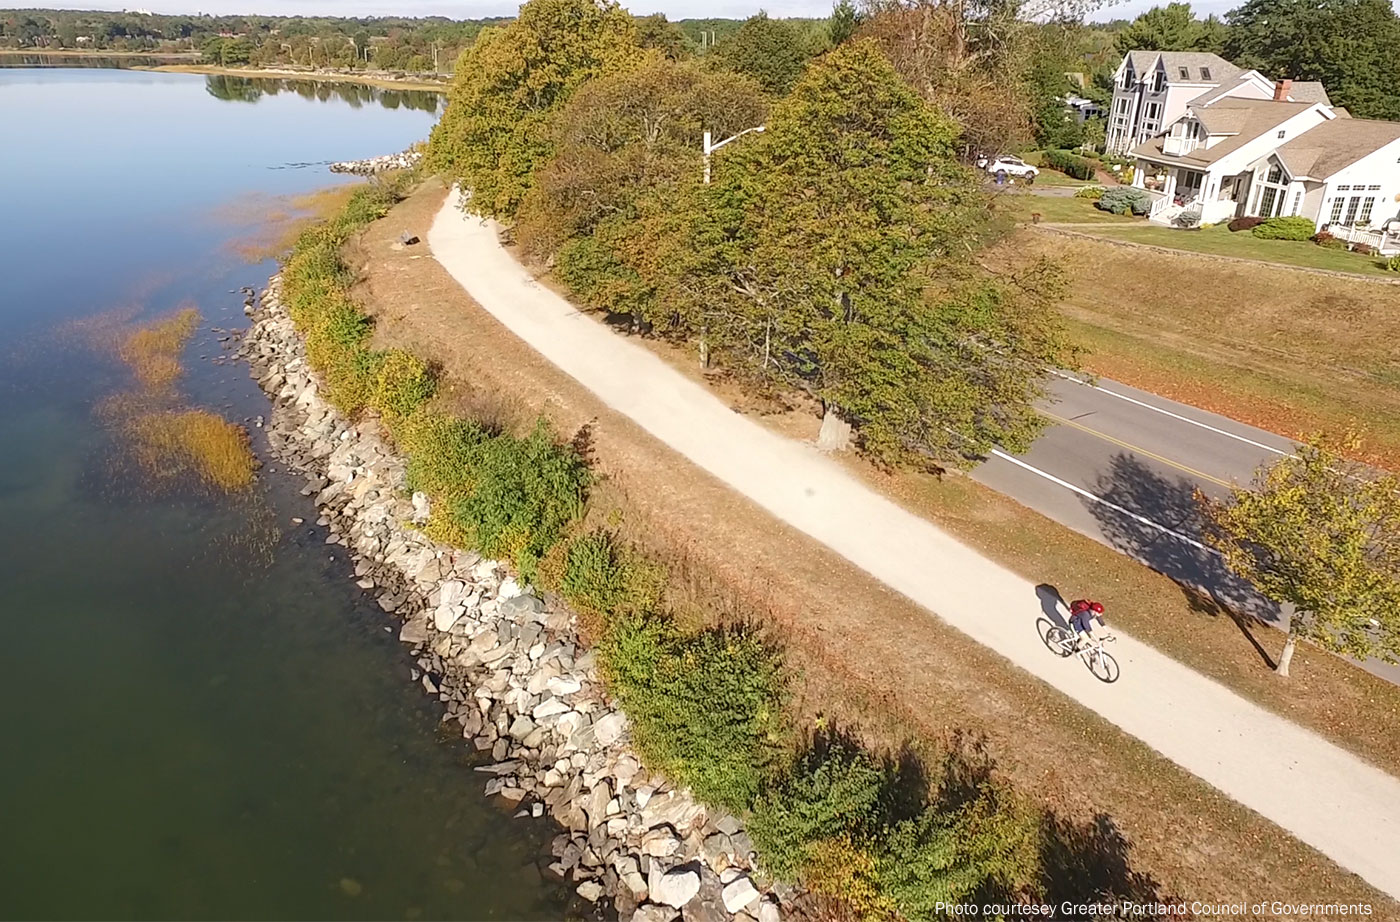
[708,13,813,95]
[1200,435,1400,678]
[1114,3,1228,54]
[427,0,641,219]
[684,40,1073,465]
[1224,0,1400,120]
[516,54,768,328]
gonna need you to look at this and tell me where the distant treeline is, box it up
[0,8,824,75]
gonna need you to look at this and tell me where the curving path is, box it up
[427,189,1400,901]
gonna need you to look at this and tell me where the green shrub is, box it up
[1073,186,1106,200]
[599,613,787,813]
[1172,209,1202,228]
[1096,187,1151,216]
[448,420,590,582]
[1312,231,1348,249]
[559,530,665,620]
[874,783,1040,920]
[372,349,436,421]
[1385,254,1400,272]
[749,737,891,880]
[1252,216,1316,240]
[1041,149,1095,180]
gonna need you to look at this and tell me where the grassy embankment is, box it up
[985,225,1400,467]
[279,176,1202,921]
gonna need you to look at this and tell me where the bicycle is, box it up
[1037,618,1121,683]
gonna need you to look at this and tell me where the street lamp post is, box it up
[702,125,765,185]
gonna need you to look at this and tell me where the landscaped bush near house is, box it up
[1042,148,1095,180]
[1073,185,1106,200]
[1387,254,1400,272]
[1252,216,1316,240]
[1096,187,1152,215]
[1312,231,1348,249]
[598,613,788,813]
[1173,209,1202,228]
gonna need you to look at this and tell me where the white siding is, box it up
[1318,138,1400,229]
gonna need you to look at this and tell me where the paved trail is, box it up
[428,190,1400,901]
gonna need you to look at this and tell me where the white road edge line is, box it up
[988,448,1217,555]
[1052,370,1291,457]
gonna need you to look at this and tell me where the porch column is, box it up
[1163,170,1177,202]
[1133,164,1146,189]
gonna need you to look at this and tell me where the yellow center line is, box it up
[1040,410,1235,489]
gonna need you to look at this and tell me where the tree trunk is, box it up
[817,404,853,452]
[1276,631,1298,678]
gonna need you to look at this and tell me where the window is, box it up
[1179,66,1190,79]
[1277,130,1286,139]
[1145,102,1161,120]
[1336,184,1352,191]
[1200,67,1211,80]
[1328,197,1346,224]
[1114,97,1130,115]
[1291,190,1303,215]
[1344,196,1361,224]
[1266,164,1283,183]
[1359,198,1376,225]
[1153,71,1165,92]
[1367,184,1382,191]
[1259,186,1280,217]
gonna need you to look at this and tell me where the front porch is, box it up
[1133,161,1242,225]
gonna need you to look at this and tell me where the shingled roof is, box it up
[1132,99,1315,166]
[1275,117,1400,179]
[1124,51,1242,85]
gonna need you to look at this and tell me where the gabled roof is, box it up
[1132,99,1316,166]
[1122,50,1241,85]
[1275,118,1400,179]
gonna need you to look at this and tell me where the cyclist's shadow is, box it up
[1036,583,1071,630]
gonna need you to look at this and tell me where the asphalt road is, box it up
[973,373,1400,685]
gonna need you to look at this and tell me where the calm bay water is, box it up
[0,69,572,920]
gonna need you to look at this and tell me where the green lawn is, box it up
[1000,192,1138,225]
[1085,223,1397,277]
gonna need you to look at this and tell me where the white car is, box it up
[981,156,1039,180]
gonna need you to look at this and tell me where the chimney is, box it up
[1274,78,1294,101]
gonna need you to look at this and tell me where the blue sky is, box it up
[47,0,1400,23]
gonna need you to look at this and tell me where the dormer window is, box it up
[1277,130,1286,139]
[1179,66,1190,79]
[1152,71,1165,92]
[1200,67,1211,80]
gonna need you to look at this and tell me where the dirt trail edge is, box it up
[427,188,1400,902]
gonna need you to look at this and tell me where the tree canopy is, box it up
[683,40,1072,464]
[1114,3,1228,54]
[1201,434,1400,677]
[427,0,641,218]
[707,13,813,95]
[1224,0,1400,120]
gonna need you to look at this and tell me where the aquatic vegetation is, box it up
[118,307,200,391]
[125,409,257,491]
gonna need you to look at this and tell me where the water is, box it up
[0,69,573,920]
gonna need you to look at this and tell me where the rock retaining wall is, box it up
[238,276,793,922]
[329,149,423,175]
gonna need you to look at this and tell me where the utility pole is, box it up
[702,125,765,185]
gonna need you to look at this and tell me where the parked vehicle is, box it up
[980,156,1039,181]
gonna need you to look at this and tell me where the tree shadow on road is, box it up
[1081,453,1281,667]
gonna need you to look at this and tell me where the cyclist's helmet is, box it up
[1090,602,1105,614]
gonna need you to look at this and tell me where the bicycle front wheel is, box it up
[1089,649,1121,683]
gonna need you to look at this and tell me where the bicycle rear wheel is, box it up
[1040,623,1075,658]
[1089,648,1121,683]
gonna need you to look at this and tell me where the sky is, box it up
[30,0,1400,24]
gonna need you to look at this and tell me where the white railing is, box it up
[1162,135,1200,156]
[1148,191,1173,219]
[1326,224,1400,256]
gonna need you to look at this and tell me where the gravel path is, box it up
[428,188,1400,902]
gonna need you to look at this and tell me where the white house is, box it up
[1105,50,1332,155]
[1127,89,1400,240]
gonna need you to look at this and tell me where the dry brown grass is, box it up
[343,181,1395,913]
[986,228,1400,466]
[117,307,200,391]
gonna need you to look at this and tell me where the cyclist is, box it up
[1068,599,1106,650]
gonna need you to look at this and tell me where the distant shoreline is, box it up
[0,52,449,93]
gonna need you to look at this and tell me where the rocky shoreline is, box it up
[329,149,423,175]
[238,277,793,922]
